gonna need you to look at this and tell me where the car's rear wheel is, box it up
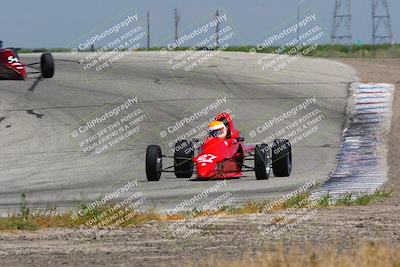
[41,53,54,78]
[272,139,292,177]
[146,145,162,181]
[174,140,194,178]
[254,144,271,180]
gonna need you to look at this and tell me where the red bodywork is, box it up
[0,49,27,79]
[193,113,254,179]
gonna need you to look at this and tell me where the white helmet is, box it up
[208,121,227,139]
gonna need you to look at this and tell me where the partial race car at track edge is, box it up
[145,113,292,181]
[0,43,54,80]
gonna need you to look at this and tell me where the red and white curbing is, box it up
[312,83,394,200]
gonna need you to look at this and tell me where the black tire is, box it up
[254,144,271,180]
[272,139,292,177]
[174,140,194,178]
[146,145,162,181]
[40,53,54,78]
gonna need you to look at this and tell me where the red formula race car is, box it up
[145,113,292,181]
[0,45,54,80]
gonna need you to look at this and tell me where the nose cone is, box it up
[195,160,218,178]
[197,168,208,178]
[196,162,214,178]
[194,152,220,178]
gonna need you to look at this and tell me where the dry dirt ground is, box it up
[0,58,399,267]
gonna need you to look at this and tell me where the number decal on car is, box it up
[7,56,19,64]
[196,154,217,163]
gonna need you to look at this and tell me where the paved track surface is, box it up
[0,52,357,214]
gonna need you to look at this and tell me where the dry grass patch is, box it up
[183,242,400,267]
[0,190,393,231]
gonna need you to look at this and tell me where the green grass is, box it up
[352,191,393,206]
[282,192,310,209]
[316,193,331,207]
[335,193,354,206]
[17,48,71,53]
[0,193,37,231]
[16,44,400,58]
[314,190,393,207]
[224,44,400,58]
[0,217,38,231]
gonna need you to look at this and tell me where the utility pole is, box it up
[147,11,150,49]
[174,8,180,47]
[297,1,300,43]
[331,0,352,45]
[215,10,220,48]
[372,0,393,45]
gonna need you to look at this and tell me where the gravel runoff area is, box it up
[0,58,399,267]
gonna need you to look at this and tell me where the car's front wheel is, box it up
[146,145,162,181]
[254,143,271,180]
[41,53,54,78]
[272,139,292,177]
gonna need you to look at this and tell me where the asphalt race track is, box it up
[0,52,357,214]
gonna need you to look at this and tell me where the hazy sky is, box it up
[1,0,398,48]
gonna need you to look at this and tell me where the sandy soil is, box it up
[0,58,399,267]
